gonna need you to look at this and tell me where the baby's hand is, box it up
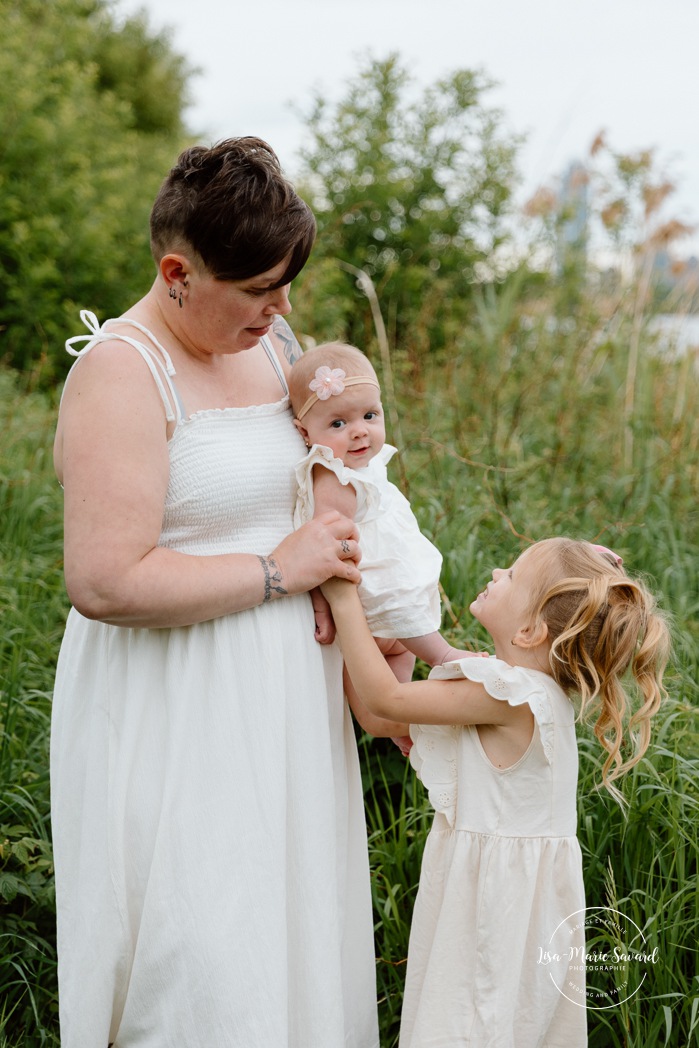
[310,587,336,645]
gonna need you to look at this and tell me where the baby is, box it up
[290,342,471,685]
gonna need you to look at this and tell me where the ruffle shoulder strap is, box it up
[430,656,557,764]
[294,443,398,519]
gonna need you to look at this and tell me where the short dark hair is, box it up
[149,137,316,285]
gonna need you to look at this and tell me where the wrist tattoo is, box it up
[257,555,288,603]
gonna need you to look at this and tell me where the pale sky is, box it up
[115,0,699,255]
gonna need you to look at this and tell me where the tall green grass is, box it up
[1,371,64,1043]
[1,264,698,1045]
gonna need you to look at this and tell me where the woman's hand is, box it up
[270,511,361,595]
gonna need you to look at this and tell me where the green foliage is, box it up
[292,54,520,359]
[0,371,65,1040]
[577,703,699,1046]
[94,7,193,135]
[0,0,193,380]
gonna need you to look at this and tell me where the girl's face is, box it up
[470,548,539,654]
[296,384,386,468]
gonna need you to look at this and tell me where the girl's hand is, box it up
[321,574,358,605]
[270,512,361,595]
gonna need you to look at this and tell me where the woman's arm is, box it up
[322,578,529,728]
[56,344,360,628]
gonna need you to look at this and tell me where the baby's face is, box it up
[300,384,386,467]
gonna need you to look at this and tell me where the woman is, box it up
[51,138,383,1047]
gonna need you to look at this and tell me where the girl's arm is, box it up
[322,578,530,728]
[303,461,358,642]
[56,344,361,628]
[343,670,411,739]
[345,637,413,739]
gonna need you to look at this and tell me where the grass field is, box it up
[1,283,697,1045]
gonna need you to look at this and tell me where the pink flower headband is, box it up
[295,365,381,421]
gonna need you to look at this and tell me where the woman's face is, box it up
[181,255,293,355]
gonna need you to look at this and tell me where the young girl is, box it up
[322,538,670,1047]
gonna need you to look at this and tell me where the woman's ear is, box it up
[512,619,549,650]
[159,253,190,287]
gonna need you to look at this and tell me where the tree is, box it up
[0,0,194,380]
[292,54,520,361]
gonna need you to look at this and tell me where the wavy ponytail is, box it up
[525,539,670,801]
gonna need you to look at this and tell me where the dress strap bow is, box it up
[63,310,181,423]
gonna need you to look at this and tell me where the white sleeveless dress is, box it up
[51,314,379,1048]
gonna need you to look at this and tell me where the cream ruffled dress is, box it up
[401,656,588,1048]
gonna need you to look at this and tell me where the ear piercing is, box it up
[169,278,188,307]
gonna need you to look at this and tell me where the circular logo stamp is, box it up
[537,906,660,1010]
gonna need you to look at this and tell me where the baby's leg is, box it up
[375,636,416,684]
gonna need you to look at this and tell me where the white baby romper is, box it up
[51,315,379,1048]
[401,656,587,1048]
[294,442,443,638]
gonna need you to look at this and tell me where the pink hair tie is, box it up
[592,543,623,567]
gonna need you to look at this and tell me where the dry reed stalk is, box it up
[337,261,408,489]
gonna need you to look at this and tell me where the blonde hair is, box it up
[523,538,670,800]
[288,343,380,419]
